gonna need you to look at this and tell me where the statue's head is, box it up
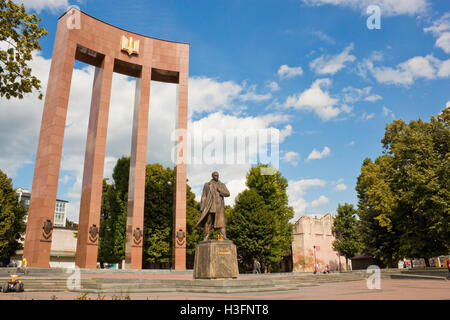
[212,171,219,181]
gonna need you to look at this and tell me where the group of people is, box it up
[314,263,330,274]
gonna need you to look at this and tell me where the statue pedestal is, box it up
[193,240,239,279]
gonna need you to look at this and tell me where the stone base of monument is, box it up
[193,240,239,279]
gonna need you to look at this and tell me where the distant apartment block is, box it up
[16,187,68,227]
[14,188,76,268]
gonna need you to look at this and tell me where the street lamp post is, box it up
[313,245,317,274]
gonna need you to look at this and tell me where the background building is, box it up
[14,188,76,268]
[17,187,68,227]
[292,213,348,272]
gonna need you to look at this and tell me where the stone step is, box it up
[0,271,381,294]
[390,274,448,281]
[70,284,313,294]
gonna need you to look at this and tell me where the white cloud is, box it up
[424,13,450,54]
[186,110,292,205]
[382,106,395,118]
[311,195,329,207]
[65,200,79,223]
[346,141,355,147]
[340,104,353,114]
[239,84,272,102]
[365,94,383,102]
[447,101,450,108]
[224,179,247,206]
[361,112,375,120]
[278,64,304,79]
[342,86,382,104]
[436,32,450,54]
[299,0,429,17]
[59,175,71,184]
[285,78,344,121]
[188,78,276,116]
[287,178,326,220]
[306,146,331,161]
[359,54,450,85]
[311,30,336,44]
[15,0,69,12]
[188,77,242,116]
[437,59,450,77]
[279,124,293,142]
[309,43,356,75]
[0,52,49,177]
[282,151,300,166]
[334,183,347,191]
[266,81,280,92]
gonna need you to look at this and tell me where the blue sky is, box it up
[1,0,449,222]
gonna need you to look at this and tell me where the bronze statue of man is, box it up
[196,171,230,240]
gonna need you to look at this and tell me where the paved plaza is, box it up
[0,278,448,300]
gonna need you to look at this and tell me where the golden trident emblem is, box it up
[121,35,139,56]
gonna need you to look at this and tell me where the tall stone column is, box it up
[22,19,76,268]
[125,66,151,269]
[75,56,114,268]
[173,69,189,270]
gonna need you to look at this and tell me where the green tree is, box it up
[332,203,362,267]
[0,169,26,265]
[143,164,202,268]
[97,157,129,265]
[143,163,174,267]
[98,156,202,269]
[228,164,294,272]
[356,106,449,266]
[356,157,402,267]
[0,0,48,99]
[228,189,278,272]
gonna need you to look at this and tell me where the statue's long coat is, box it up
[196,179,230,228]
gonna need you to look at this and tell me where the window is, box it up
[54,201,66,226]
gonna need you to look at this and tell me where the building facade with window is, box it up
[14,188,76,268]
[16,187,68,227]
[292,213,349,273]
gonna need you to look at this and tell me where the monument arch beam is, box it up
[23,9,189,269]
[75,55,114,269]
[22,14,77,268]
[173,69,189,270]
[125,65,151,270]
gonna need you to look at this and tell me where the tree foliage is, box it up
[97,157,130,264]
[228,189,278,271]
[331,203,362,264]
[228,164,294,272]
[143,164,202,268]
[0,169,26,265]
[0,0,48,99]
[356,157,401,267]
[356,107,449,266]
[143,163,174,267]
[98,157,202,268]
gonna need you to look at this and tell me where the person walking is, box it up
[21,257,28,275]
[314,263,320,274]
[253,259,261,274]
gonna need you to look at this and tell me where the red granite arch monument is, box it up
[23,9,189,269]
